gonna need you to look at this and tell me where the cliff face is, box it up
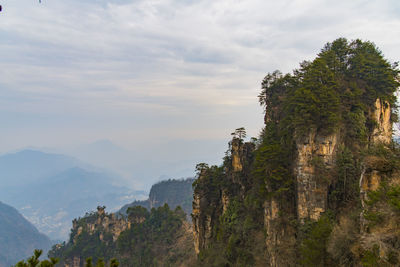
[60,206,131,266]
[264,130,339,266]
[295,131,337,221]
[192,138,255,255]
[358,99,400,263]
[267,98,394,266]
[195,97,396,266]
[72,206,130,244]
[371,98,392,144]
[119,178,194,219]
[361,99,392,208]
[192,39,400,266]
[192,176,214,255]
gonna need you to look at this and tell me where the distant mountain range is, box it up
[0,150,146,241]
[0,149,82,187]
[0,201,52,267]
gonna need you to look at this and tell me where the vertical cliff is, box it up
[360,98,392,213]
[356,98,400,264]
[192,136,256,261]
[71,206,130,244]
[371,99,392,144]
[295,131,338,221]
[192,38,400,266]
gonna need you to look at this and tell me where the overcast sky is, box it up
[0,0,399,187]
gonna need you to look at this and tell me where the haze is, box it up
[1,0,399,189]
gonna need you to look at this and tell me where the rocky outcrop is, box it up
[371,98,392,144]
[192,164,221,255]
[264,198,296,267]
[293,97,391,226]
[190,38,400,266]
[192,137,254,255]
[229,138,255,190]
[231,138,243,172]
[192,187,214,255]
[295,131,338,222]
[357,98,399,263]
[360,98,393,224]
[264,129,339,266]
[265,97,394,266]
[72,206,130,243]
[59,206,135,266]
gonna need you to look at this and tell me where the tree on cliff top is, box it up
[258,38,399,139]
[231,127,247,140]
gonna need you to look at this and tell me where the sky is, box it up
[0,0,399,189]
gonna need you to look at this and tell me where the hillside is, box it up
[0,201,52,267]
[192,38,400,266]
[119,178,194,218]
[48,205,196,266]
[48,178,196,266]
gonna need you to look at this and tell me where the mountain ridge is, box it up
[0,201,52,267]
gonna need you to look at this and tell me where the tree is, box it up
[127,206,149,223]
[231,127,246,140]
[85,258,93,267]
[110,258,119,267]
[95,258,105,267]
[195,163,209,176]
[14,250,59,267]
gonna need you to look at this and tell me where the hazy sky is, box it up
[0,0,399,186]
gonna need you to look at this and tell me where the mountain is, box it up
[0,149,82,187]
[0,201,52,267]
[30,38,400,266]
[0,150,146,240]
[119,178,195,218]
[192,38,400,266]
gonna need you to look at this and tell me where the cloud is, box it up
[0,0,399,181]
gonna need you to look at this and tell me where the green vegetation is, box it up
[361,244,383,267]
[194,135,266,266]
[193,38,400,266]
[21,38,400,266]
[231,127,247,140]
[299,214,334,267]
[117,204,186,266]
[14,249,58,267]
[329,146,360,209]
[257,38,398,198]
[49,204,193,266]
[119,178,194,219]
